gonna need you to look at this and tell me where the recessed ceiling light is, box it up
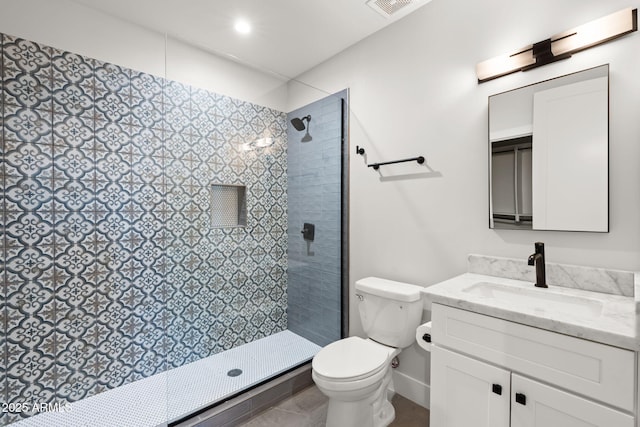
[234,19,252,35]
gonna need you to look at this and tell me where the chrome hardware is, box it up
[355,293,364,301]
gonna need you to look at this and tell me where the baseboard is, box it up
[391,370,430,410]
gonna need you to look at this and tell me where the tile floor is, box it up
[239,385,430,427]
[10,331,320,427]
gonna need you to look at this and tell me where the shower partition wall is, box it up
[0,32,346,427]
[287,91,348,347]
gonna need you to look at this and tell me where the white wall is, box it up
[289,0,640,407]
[0,0,288,110]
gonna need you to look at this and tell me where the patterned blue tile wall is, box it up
[286,92,344,347]
[0,34,288,424]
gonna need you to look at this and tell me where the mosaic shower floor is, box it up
[10,331,321,427]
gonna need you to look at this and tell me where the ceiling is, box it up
[70,0,432,79]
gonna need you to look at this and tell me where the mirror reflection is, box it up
[489,64,609,232]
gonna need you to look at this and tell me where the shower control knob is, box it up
[301,223,315,241]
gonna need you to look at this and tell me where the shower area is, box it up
[0,32,348,426]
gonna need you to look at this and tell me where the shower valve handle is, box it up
[301,223,315,241]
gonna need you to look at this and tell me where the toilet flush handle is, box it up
[355,294,364,301]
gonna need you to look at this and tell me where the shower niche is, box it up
[210,183,247,228]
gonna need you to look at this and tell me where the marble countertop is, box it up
[422,272,638,351]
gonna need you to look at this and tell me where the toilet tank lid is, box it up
[355,277,422,302]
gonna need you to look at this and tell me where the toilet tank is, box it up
[356,277,424,348]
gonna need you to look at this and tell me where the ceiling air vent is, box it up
[366,0,414,17]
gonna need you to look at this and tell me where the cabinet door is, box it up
[511,374,634,427]
[431,346,510,427]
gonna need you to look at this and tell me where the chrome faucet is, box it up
[527,242,548,288]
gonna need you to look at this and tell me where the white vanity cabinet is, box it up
[431,346,510,427]
[511,374,634,427]
[430,303,636,427]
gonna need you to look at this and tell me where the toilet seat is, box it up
[312,336,394,382]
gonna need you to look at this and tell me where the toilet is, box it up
[312,277,424,427]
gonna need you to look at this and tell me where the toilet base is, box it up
[324,370,396,427]
[378,399,395,426]
[325,394,395,427]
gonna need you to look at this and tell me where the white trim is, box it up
[391,370,430,409]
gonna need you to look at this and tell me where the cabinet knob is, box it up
[492,384,502,395]
[515,393,527,405]
[422,333,431,343]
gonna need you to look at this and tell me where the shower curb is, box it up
[171,363,313,427]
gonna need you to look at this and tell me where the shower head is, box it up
[291,115,313,142]
[290,115,311,131]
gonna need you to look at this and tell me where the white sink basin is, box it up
[462,282,604,317]
[421,272,637,350]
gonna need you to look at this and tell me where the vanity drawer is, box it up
[431,303,635,412]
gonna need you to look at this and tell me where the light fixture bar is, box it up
[477,8,637,83]
[476,47,535,83]
[552,8,638,56]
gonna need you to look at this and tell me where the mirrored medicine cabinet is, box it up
[488,64,609,232]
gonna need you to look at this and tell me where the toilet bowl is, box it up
[313,336,399,426]
[312,277,424,427]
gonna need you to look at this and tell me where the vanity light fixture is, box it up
[476,7,637,83]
